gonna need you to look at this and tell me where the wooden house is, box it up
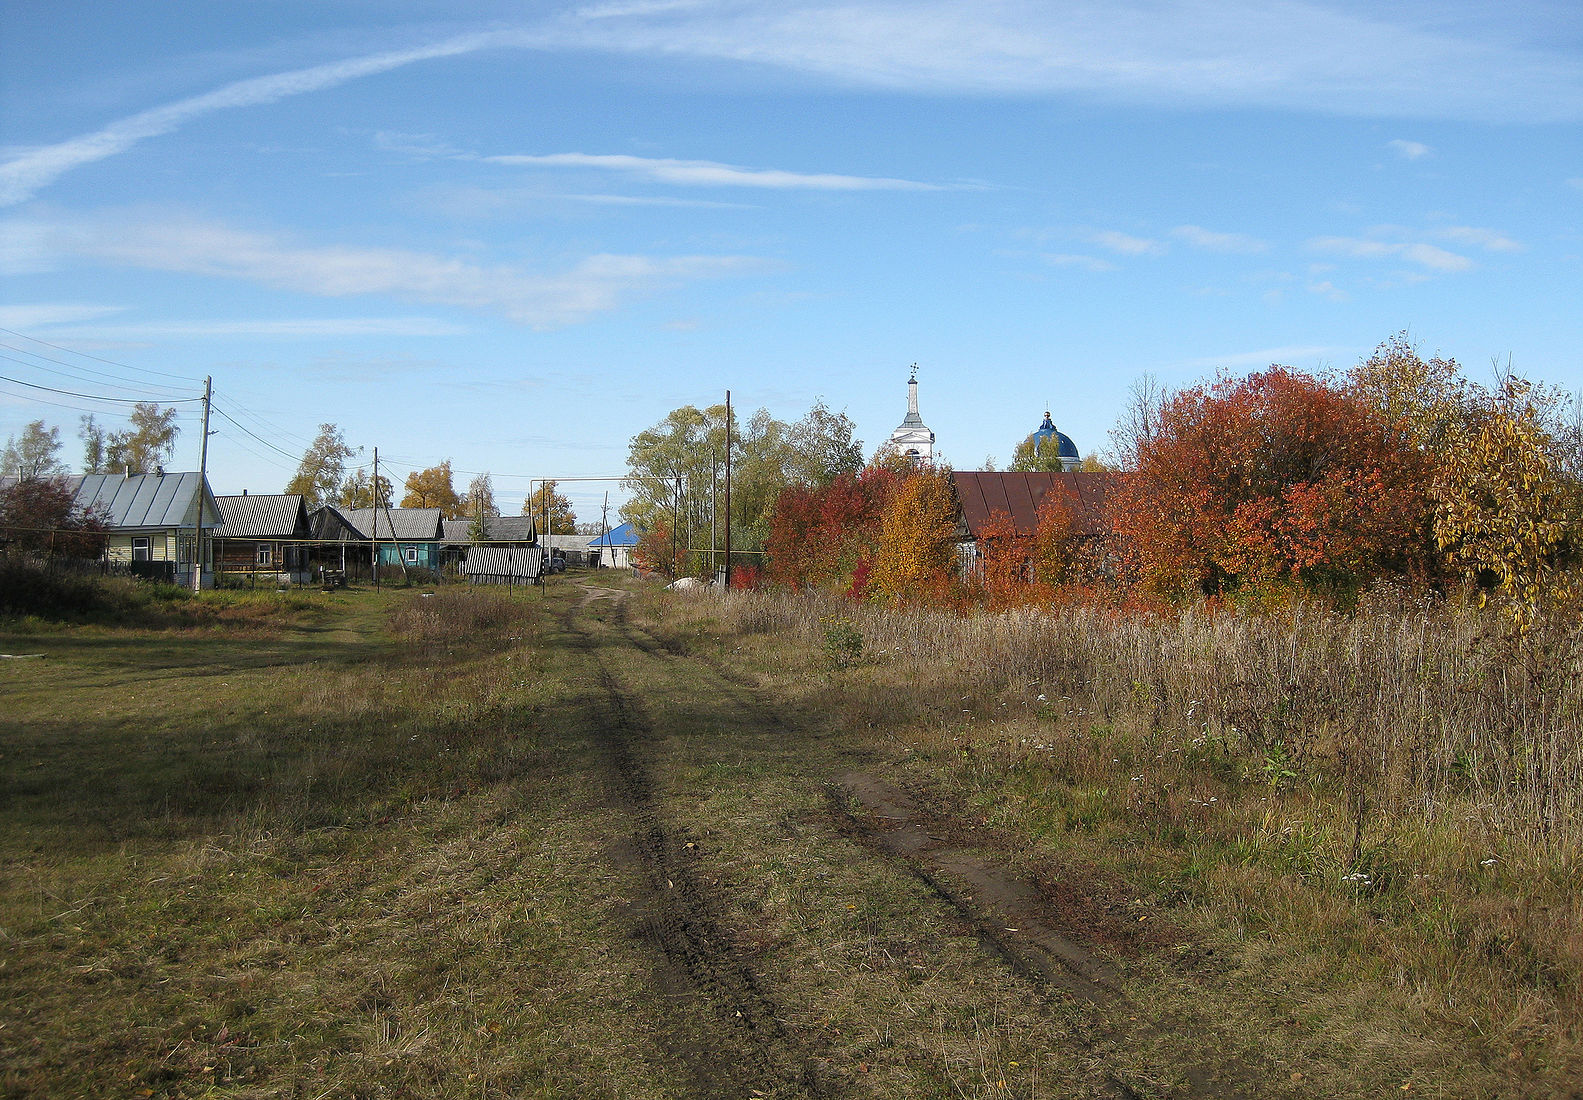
[308,505,447,574]
[212,492,312,584]
[68,471,221,587]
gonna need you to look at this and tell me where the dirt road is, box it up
[559,585,1260,1099]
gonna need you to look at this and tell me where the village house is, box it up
[27,470,222,587]
[308,505,447,575]
[212,492,313,585]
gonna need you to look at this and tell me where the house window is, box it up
[131,536,151,562]
[256,544,273,566]
[404,545,419,564]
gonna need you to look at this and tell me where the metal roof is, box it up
[950,471,1120,539]
[440,515,537,545]
[543,533,593,552]
[589,521,640,547]
[68,472,220,530]
[337,507,446,541]
[213,494,310,538]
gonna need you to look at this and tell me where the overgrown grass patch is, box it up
[640,585,1583,1096]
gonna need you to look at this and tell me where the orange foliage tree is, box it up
[764,466,902,591]
[1108,367,1437,599]
[867,468,958,603]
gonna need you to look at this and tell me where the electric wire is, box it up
[0,327,204,383]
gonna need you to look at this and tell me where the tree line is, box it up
[626,336,1583,625]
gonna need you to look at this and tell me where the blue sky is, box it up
[2,1,1580,520]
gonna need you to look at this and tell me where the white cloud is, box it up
[1388,139,1432,159]
[1171,225,1268,253]
[49,317,473,340]
[1091,230,1164,256]
[1038,252,1117,272]
[485,152,942,191]
[1307,281,1348,302]
[0,302,126,330]
[0,30,525,207]
[1309,234,1474,272]
[1436,225,1523,252]
[3,3,1574,208]
[553,0,1583,123]
[5,212,771,328]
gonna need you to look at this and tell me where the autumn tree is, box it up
[103,402,180,474]
[784,400,864,486]
[867,468,958,602]
[1109,367,1435,599]
[1,420,66,480]
[285,424,356,510]
[1105,373,1169,471]
[764,465,900,590]
[401,461,460,514]
[1032,485,1081,585]
[1432,373,1583,625]
[625,399,861,575]
[337,468,393,510]
[975,509,1030,605]
[0,476,108,559]
[524,481,578,534]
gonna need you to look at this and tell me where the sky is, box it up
[2,0,1580,521]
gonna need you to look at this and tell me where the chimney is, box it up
[123,466,130,479]
[242,489,248,496]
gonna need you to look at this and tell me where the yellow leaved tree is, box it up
[1432,374,1582,627]
[867,469,958,602]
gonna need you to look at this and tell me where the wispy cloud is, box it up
[1388,139,1432,159]
[5,3,1576,207]
[554,0,1583,123]
[4,212,772,328]
[0,302,127,330]
[1038,252,1116,272]
[1171,225,1268,253]
[0,31,528,207]
[1090,229,1164,256]
[1309,235,1474,273]
[485,152,943,191]
[48,317,473,340]
[1435,225,1523,252]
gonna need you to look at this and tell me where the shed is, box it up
[461,545,543,585]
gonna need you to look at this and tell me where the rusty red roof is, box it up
[951,471,1121,538]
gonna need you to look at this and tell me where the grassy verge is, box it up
[636,585,1583,1097]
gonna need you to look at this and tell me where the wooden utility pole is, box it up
[723,390,732,589]
[192,375,212,592]
[371,447,380,586]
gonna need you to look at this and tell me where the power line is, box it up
[0,343,189,400]
[0,327,205,383]
[0,373,202,405]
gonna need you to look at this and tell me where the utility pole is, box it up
[723,389,732,590]
[371,446,380,586]
[192,375,212,592]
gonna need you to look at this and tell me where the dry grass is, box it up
[647,584,1583,1094]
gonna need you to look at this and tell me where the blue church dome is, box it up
[1032,412,1079,460]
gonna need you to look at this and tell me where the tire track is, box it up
[562,588,829,1098]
